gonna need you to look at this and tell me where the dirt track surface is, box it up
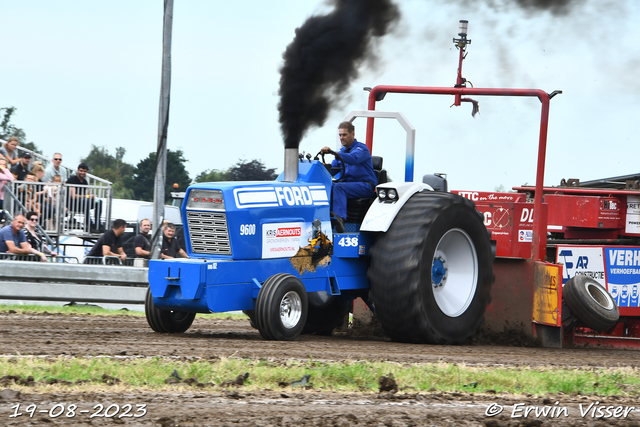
[2,312,640,426]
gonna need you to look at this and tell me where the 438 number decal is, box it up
[338,236,358,247]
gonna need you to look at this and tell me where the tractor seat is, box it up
[346,156,387,224]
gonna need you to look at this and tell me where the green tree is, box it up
[126,149,191,201]
[0,107,41,154]
[194,168,230,183]
[227,159,278,181]
[81,145,135,199]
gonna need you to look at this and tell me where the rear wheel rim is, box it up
[280,291,302,329]
[431,228,478,317]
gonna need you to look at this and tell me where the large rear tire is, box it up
[563,275,619,332]
[145,287,196,333]
[303,295,350,335]
[255,274,308,341]
[368,191,493,344]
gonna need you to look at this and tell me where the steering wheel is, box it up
[315,150,345,182]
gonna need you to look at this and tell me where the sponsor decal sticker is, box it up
[606,247,640,308]
[262,222,306,259]
[518,229,533,242]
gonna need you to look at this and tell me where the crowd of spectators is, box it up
[2,141,188,265]
[1,140,71,227]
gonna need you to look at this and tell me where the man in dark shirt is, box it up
[161,222,188,259]
[66,163,103,232]
[10,152,31,181]
[133,218,152,259]
[86,219,127,262]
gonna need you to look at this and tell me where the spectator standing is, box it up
[134,218,152,259]
[0,137,20,166]
[66,163,102,232]
[0,158,15,223]
[0,214,47,261]
[23,211,58,259]
[86,218,127,263]
[10,152,31,181]
[43,153,68,183]
[161,221,188,259]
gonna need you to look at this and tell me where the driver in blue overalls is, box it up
[320,121,377,233]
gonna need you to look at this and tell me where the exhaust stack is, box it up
[283,148,298,182]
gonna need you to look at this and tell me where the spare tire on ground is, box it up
[563,275,619,332]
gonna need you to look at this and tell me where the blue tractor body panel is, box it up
[148,160,373,313]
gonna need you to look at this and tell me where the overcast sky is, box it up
[2,0,638,192]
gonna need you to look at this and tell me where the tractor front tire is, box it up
[255,274,308,341]
[145,287,196,333]
[563,275,619,332]
[368,191,493,344]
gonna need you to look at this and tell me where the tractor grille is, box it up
[187,211,232,255]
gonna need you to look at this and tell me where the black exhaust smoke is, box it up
[278,0,400,149]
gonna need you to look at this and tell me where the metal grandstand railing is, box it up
[2,181,112,237]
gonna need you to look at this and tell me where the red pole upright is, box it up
[453,45,465,107]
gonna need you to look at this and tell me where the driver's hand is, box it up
[320,146,333,154]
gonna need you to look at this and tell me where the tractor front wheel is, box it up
[255,274,308,341]
[145,287,196,333]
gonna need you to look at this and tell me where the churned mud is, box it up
[1,312,640,426]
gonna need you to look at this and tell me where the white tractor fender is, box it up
[360,182,434,232]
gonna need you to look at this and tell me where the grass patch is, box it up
[2,356,640,396]
[0,304,248,320]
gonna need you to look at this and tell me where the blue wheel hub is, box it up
[432,257,447,287]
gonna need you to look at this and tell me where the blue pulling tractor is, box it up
[145,110,494,344]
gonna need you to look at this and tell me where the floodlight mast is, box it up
[453,19,471,107]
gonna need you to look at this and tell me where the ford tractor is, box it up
[145,20,502,344]
[145,113,494,343]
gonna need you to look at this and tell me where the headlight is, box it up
[377,187,398,203]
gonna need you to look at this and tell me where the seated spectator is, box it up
[161,221,188,259]
[86,218,127,263]
[0,137,20,166]
[134,218,152,259]
[17,173,40,214]
[0,214,47,261]
[23,211,58,259]
[10,152,31,181]
[43,175,62,229]
[31,162,46,182]
[0,158,14,223]
[43,153,68,183]
[66,163,103,232]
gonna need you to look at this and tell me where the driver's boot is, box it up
[331,212,345,233]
